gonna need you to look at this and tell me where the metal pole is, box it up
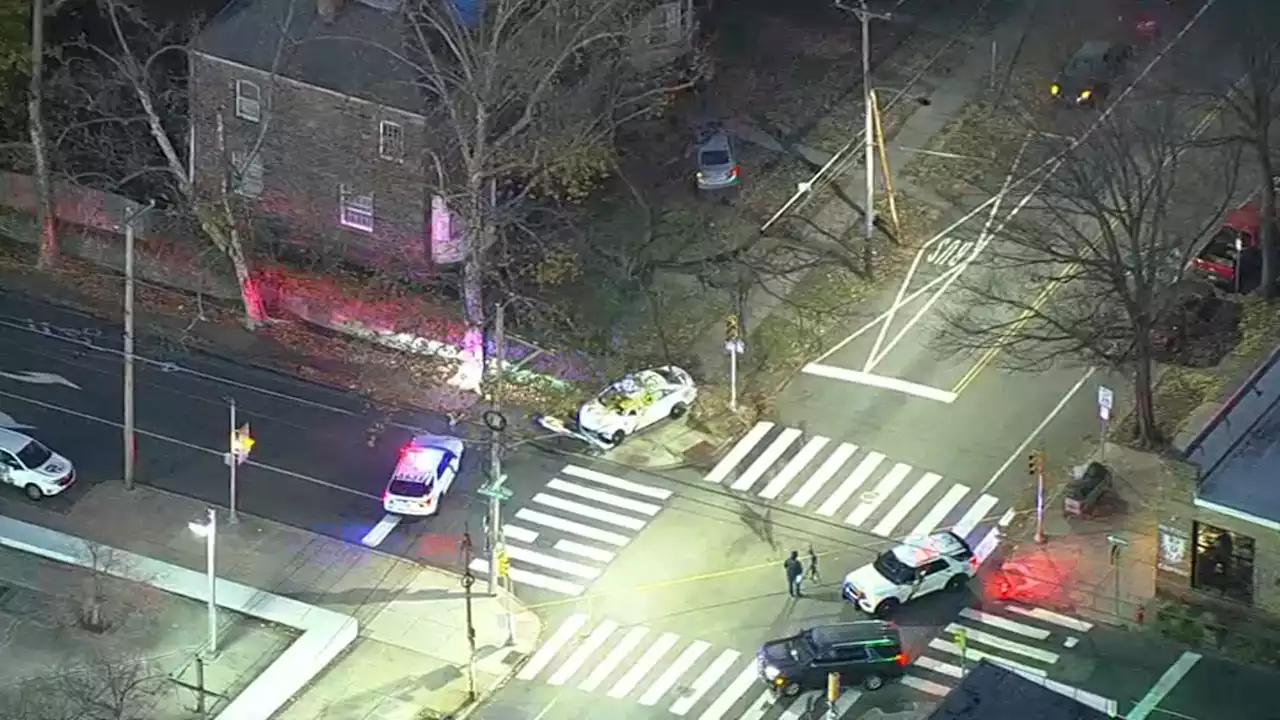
[123,220,136,491]
[1100,418,1109,460]
[462,532,478,702]
[729,347,738,411]
[194,655,206,715]
[487,302,505,596]
[1035,468,1046,544]
[861,0,875,277]
[827,672,840,720]
[205,507,218,657]
[228,397,238,524]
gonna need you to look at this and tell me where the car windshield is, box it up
[16,440,52,469]
[1200,228,1244,266]
[794,634,819,663]
[873,551,917,585]
[700,150,731,167]
[389,478,432,498]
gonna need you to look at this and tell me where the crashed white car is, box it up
[578,366,697,445]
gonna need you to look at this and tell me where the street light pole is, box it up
[487,302,506,596]
[188,508,219,658]
[860,0,875,277]
[122,200,154,491]
[227,396,239,524]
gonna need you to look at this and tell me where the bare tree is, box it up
[0,647,168,720]
[937,99,1240,446]
[70,540,158,634]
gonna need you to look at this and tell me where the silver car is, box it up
[695,126,740,192]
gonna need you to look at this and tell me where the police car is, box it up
[577,366,697,446]
[0,427,76,501]
[382,434,464,516]
[842,531,978,617]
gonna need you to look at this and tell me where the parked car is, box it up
[694,123,741,193]
[577,367,697,446]
[757,621,908,697]
[0,427,75,501]
[842,531,977,617]
[1050,41,1132,107]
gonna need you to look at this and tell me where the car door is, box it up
[0,450,22,486]
[819,646,870,685]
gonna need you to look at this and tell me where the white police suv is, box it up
[842,530,978,617]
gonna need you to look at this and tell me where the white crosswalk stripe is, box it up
[706,422,1013,558]
[513,602,1113,717]
[467,464,676,599]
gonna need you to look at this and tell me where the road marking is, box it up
[1127,651,1202,720]
[801,365,959,402]
[787,442,856,507]
[706,422,774,484]
[981,367,1096,493]
[726,688,773,720]
[901,674,953,696]
[952,494,1000,539]
[943,623,1059,664]
[639,640,710,706]
[580,626,649,691]
[670,649,741,716]
[731,427,802,491]
[562,465,673,500]
[608,632,678,698]
[548,620,619,686]
[998,507,1016,526]
[759,436,829,500]
[960,608,1051,640]
[531,494,647,530]
[906,484,970,538]
[360,514,400,547]
[553,539,615,562]
[0,371,81,389]
[929,638,1048,676]
[1006,666,1119,716]
[698,664,761,720]
[0,388,381,500]
[1004,605,1094,632]
[914,655,963,679]
[504,525,540,543]
[974,525,1001,564]
[547,479,663,516]
[846,462,911,527]
[502,545,601,579]
[518,613,589,680]
[514,509,629,546]
[469,558,585,596]
[817,452,884,517]
[872,472,942,537]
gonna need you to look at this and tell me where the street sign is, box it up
[1097,385,1114,421]
[724,339,745,355]
[478,483,514,501]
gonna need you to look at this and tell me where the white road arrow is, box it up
[0,411,34,430]
[0,371,81,390]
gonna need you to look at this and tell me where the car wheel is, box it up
[24,484,43,501]
[863,673,886,691]
[669,402,689,419]
[781,682,801,698]
[873,598,900,618]
[946,574,969,592]
[610,430,626,446]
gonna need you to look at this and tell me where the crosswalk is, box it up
[709,422,1010,559]
[468,464,673,597]
[514,603,1115,718]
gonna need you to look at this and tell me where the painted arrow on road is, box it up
[0,371,81,390]
[0,411,34,430]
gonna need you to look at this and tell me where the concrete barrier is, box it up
[0,515,358,720]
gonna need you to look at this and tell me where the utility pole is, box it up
[228,397,238,523]
[460,531,478,702]
[847,0,893,277]
[1030,450,1046,544]
[487,302,506,595]
[1108,534,1128,618]
[122,200,154,492]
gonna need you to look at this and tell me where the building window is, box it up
[234,80,261,122]
[1191,521,1255,605]
[379,121,404,161]
[230,151,264,197]
[339,185,374,232]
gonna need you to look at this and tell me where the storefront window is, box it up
[1191,522,1255,605]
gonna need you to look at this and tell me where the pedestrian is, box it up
[807,545,821,584]
[784,550,804,597]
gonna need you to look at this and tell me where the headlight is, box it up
[1050,83,1060,96]
[764,665,780,680]
[1079,89,1093,101]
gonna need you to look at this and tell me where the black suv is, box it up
[756,621,907,697]
[1050,40,1132,107]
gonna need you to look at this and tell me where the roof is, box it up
[892,531,969,567]
[193,0,423,112]
[0,427,33,453]
[926,661,1112,720]
[1183,345,1280,528]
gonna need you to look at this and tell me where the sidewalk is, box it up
[0,481,541,719]
[995,442,1161,629]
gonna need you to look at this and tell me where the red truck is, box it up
[1189,203,1269,294]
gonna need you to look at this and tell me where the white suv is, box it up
[0,427,76,500]
[842,531,978,617]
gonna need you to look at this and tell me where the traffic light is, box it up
[497,550,511,577]
[726,314,741,342]
[231,423,255,465]
[1028,450,1043,476]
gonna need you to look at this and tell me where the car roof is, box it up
[697,131,732,153]
[408,434,463,454]
[1075,40,1114,58]
[806,621,901,647]
[891,531,971,567]
[0,427,34,453]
